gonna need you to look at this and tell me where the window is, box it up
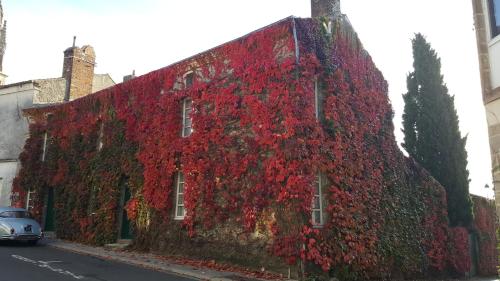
[490,0,500,38]
[97,122,104,151]
[26,189,36,212]
[312,173,324,226]
[181,98,193,137]
[315,80,320,119]
[322,20,332,34]
[174,172,185,220]
[41,132,48,162]
[183,71,194,89]
[314,79,323,120]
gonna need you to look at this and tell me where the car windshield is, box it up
[0,211,32,219]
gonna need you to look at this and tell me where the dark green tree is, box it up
[402,33,473,227]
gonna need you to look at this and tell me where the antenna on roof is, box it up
[72,36,76,47]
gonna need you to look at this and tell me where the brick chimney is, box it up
[311,0,341,20]
[62,37,96,101]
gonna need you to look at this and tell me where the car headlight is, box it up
[0,224,10,234]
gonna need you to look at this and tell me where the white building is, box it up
[0,46,115,207]
[472,0,500,212]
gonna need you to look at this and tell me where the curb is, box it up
[43,239,276,281]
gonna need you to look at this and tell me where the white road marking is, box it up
[12,254,85,280]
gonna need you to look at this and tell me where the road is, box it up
[0,240,196,281]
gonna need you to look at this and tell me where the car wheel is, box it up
[27,240,38,246]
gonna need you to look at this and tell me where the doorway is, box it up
[44,187,55,231]
[118,179,132,240]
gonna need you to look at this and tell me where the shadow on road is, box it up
[0,240,45,247]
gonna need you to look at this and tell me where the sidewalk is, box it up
[43,238,286,281]
[42,238,500,281]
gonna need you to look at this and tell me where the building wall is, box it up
[0,83,35,159]
[489,40,500,89]
[0,82,37,205]
[473,0,500,213]
[0,161,17,206]
[471,194,498,276]
[477,0,500,91]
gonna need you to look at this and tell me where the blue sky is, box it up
[1,0,493,197]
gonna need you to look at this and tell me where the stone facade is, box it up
[472,0,500,216]
[62,45,96,101]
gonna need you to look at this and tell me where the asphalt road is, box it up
[0,240,196,281]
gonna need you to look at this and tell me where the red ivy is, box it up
[11,17,466,279]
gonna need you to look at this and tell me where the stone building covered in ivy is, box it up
[11,0,497,279]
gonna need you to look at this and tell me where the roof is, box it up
[25,16,362,114]
[33,74,115,104]
[0,74,115,102]
[24,16,300,114]
[470,193,495,202]
[0,80,34,90]
[125,16,297,84]
[91,73,115,93]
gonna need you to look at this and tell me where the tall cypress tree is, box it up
[402,33,473,227]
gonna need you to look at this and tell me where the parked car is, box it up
[0,207,42,245]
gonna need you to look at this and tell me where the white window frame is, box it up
[312,173,324,227]
[26,189,36,211]
[174,172,185,220]
[42,132,48,162]
[97,122,104,151]
[314,79,320,120]
[181,98,193,137]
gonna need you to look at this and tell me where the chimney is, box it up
[123,70,136,82]
[62,38,96,101]
[311,0,341,20]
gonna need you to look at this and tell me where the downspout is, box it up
[292,17,300,64]
[292,16,305,279]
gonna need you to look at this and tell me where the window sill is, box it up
[488,34,500,47]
